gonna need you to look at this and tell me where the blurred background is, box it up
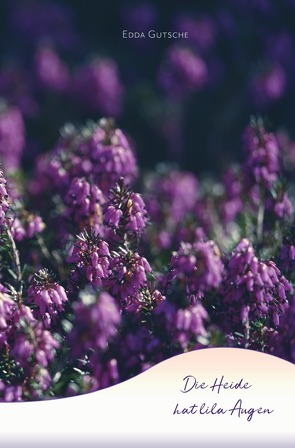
[1,0,295,177]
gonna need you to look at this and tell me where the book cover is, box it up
[0,1,294,446]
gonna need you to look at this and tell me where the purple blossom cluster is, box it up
[104,177,148,241]
[168,240,224,300]
[10,212,45,241]
[220,239,292,337]
[0,301,59,400]
[242,119,280,191]
[27,269,68,327]
[67,230,111,291]
[31,118,138,200]
[64,177,105,234]
[107,249,152,311]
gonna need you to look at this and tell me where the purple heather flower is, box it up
[158,45,207,99]
[250,63,286,108]
[280,232,295,272]
[169,240,224,300]
[0,65,38,118]
[88,358,120,391]
[124,287,165,314]
[31,119,138,198]
[10,213,45,241]
[26,214,45,238]
[64,177,105,234]
[34,45,70,93]
[145,168,199,224]
[0,103,25,173]
[242,119,280,191]
[107,248,152,310]
[118,326,152,371]
[175,225,207,248]
[67,358,120,395]
[0,169,9,226]
[221,238,292,330]
[269,296,295,363]
[266,191,293,220]
[121,3,158,50]
[276,130,295,172]
[30,141,72,197]
[154,299,208,351]
[9,217,26,241]
[0,286,15,345]
[68,288,120,360]
[27,269,68,326]
[86,119,138,193]
[219,166,243,224]
[104,177,148,239]
[122,2,158,34]
[5,304,59,395]
[175,14,216,53]
[67,230,111,292]
[72,58,124,116]
[0,382,23,402]
[116,315,164,375]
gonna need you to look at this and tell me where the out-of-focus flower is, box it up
[9,0,80,51]
[0,285,15,346]
[0,382,23,402]
[219,166,243,224]
[10,212,45,241]
[242,118,280,191]
[34,45,70,93]
[144,167,199,250]
[265,190,293,220]
[158,45,207,99]
[168,240,224,300]
[175,14,216,53]
[0,103,25,172]
[269,295,295,363]
[250,63,286,108]
[280,229,295,272]
[68,288,120,359]
[153,299,208,351]
[72,58,124,116]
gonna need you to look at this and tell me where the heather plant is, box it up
[1,110,295,402]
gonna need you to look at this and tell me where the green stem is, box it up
[257,200,265,243]
[36,233,66,281]
[244,315,250,349]
[5,224,23,300]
